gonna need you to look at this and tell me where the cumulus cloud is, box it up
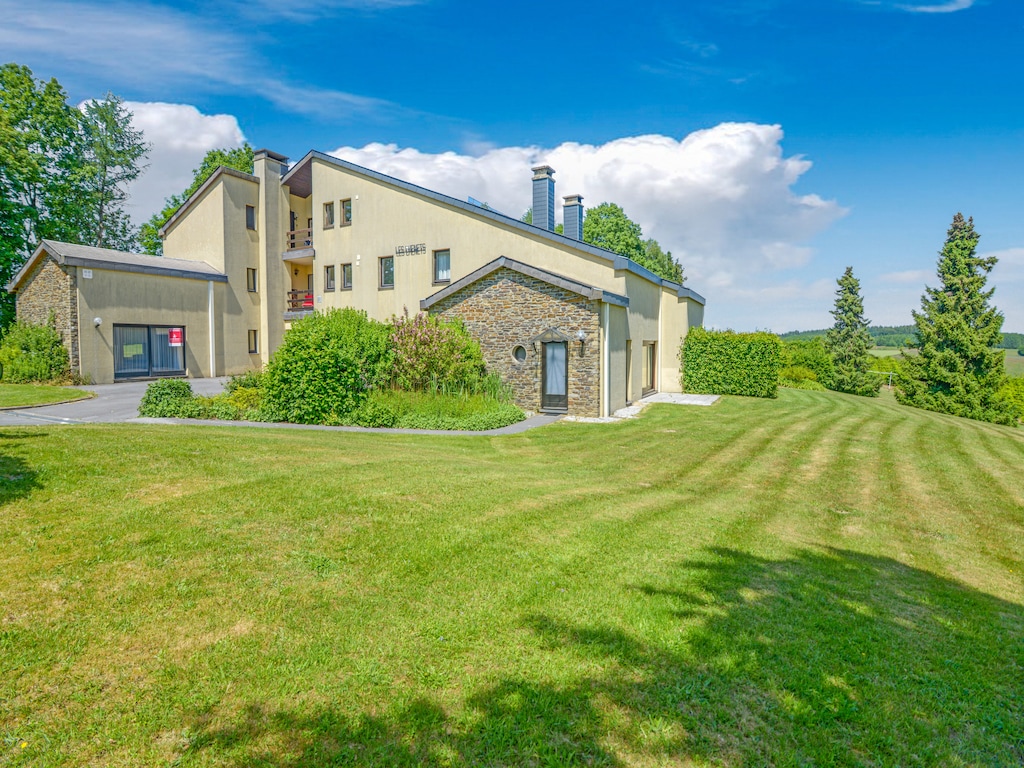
[123,102,247,224]
[330,124,847,296]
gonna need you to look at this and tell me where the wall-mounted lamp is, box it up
[531,341,538,356]
[93,317,102,328]
[293,267,299,276]
[576,329,586,356]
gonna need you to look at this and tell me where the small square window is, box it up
[325,265,336,291]
[246,267,257,292]
[323,201,335,228]
[433,249,451,284]
[341,198,352,226]
[341,263,352,290]
[248,329,258,354]
[379,256,394,288]
[245,205,256,230]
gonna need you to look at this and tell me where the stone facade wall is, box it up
[431,267,601,416]
[15,256,79,370]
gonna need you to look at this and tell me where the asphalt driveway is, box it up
[0,378,229,426]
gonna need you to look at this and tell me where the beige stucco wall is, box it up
[75,267,214,384]
[163,173,263,373]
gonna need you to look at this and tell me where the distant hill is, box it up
[780,326,1024,350]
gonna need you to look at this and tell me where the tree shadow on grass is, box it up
[183,547,1024,766]
[0,431,42,507]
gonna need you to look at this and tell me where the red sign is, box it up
[168,328,183,347]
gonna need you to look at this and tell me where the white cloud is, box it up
[331,123,846,290]
[123,102,247,224]
[0,0,400,122]
[894,0,975,12]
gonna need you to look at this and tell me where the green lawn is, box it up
[1005,349,1024,378]
[2,390,1022,766]
[0,384,89,409]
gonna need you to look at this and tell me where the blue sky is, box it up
[2,0,1022,332]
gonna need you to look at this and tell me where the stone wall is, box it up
[15,256,79,370]
[431,267,601,416]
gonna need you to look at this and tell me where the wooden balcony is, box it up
[286,228,312,250]
[284,290,314,321]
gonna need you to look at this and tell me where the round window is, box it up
[512,345,527,363]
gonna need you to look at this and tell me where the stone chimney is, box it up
[531,165,555,231]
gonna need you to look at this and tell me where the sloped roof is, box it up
[158,166,259,238]
[420,256,629,311]
[6,240,227,293]
[284,150,705,306]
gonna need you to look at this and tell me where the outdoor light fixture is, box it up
[294,267,299,276]
[576,329,586,356]
[93,317,102,327]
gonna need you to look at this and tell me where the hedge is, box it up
[680,327,783,398]
[0,320,70,383]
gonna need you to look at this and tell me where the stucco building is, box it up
[7,149,705,417]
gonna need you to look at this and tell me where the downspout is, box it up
[602,302,610,418]
[208,280,216,377]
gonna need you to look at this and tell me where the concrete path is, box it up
[563,392,720,423]
[0,378,560,435]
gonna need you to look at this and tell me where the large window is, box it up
[379,256,394,288]
[433,248,451,284]
[113,325,185,379]
[341,263,352,290]
[341,198,352,226]
[323,201,335,228]
[324,265,336,291]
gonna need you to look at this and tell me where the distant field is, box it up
[2,390,1022,766]
[871,346,1023,377]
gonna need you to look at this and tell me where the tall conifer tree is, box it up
[896,213,1014,425]
[825,266,879,396]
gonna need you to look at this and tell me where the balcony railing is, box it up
[286,228,312,250]
[286,290,314,313]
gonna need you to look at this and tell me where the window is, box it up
[341,198,352,226]
[323,201,335,228]
[113,325,185,379]
[248,329,259,354]
[324,265,336,291]
[246,267,257,292]
[341,263,352,290]
[245,205,256,230]
[379,256,394,288]
[433,248,451,284]
[512,345,527,363]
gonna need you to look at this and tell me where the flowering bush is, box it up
[390,311,486,393]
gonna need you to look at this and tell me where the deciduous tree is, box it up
[825,266,880,396]
[896,213,1014,425]
[77,94,148,250]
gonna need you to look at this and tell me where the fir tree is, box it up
[896,213,1014,425]
[825,266,880,396]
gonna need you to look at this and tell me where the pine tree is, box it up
[825,266,880,396]
[896,213,1014,425]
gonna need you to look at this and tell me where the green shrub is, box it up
[680,328,783,398]
[0,320,70,383]
[227,386,263,416]
[349,389,525,431]
[390,312,486,392]
[226,369,264,392]
[783,339,834,388]
[996,378,1024,422]
[138,379,196,417]
[263,308,393,424]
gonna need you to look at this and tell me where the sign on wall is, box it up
[395,243,426,256]
[168,328,184,347]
